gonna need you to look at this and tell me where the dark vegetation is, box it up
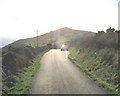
[2,44,52,94]
[68,27,120,94]
[7,52,46,94]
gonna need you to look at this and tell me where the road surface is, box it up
[31,49,109,94]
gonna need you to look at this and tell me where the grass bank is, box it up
[7,51,47,94]
[68,47,119,95]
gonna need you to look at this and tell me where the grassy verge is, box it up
[68,47,119,95]
[7,51,47,94]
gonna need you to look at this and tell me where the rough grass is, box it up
[7,51,46,94]
[25,39,52,47]
[68,47,119,95]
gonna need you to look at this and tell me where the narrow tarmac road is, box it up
[31,49,109,94]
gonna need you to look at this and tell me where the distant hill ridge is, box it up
[2,27,91,52]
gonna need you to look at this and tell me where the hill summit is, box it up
[2,27,91,52]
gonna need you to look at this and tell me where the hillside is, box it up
[68,28,119,94]
[2,27,119,94]
[2,27,90,52]
[2,27,90,94]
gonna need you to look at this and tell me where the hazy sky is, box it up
[0,0,119,40]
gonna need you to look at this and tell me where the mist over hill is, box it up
[0,37,16,48]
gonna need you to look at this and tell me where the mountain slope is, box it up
[68,29,119,94]
[2,27,91,94]
[2,27,91,52]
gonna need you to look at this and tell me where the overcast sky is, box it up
[0,0,119,40]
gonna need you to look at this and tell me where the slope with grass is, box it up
[2,27,90,94]
[68,29,119,94]
[8,52,46,94]
[2,45,51,94]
